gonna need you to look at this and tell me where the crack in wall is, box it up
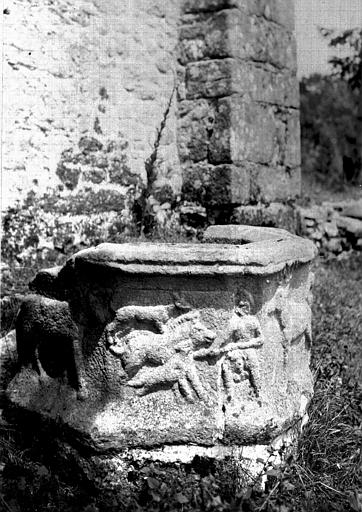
[133,82,177,234]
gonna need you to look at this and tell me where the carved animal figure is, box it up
[15,294,86,398]
[128,352,206,401]
[107,309,216,400]
[106,303,191,341]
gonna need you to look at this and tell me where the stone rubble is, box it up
[297,199,362,256]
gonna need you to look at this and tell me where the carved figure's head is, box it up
[234,289,254,316]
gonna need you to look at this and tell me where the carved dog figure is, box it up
[15,294,86,397]
[107,308,216,400]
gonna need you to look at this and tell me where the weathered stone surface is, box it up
[182,162,250,206]
[185,59,299,107]
[208,98,300,175]
[336,216,362,238]
[284,110,301,168]
[185,59,236,99]
[7,234,316,455]
[183,0,295,31]
[13,295,85,398]
[180,9,296,70]
[209,99,275,165]
[177,99,215,163]
[3,0,301,226]
[297,202,362,256]
[339,200,362,220]
[249,164,301,203]
[233,203,299,232]
[228,11,297,70]
[179,10,231,64]
[3,0,180,209]
[203,225,295,244]
[183,0,246,13]
[29,266,65,300]
[255,0,295,31]
[0,330,17,405]
[177,0,300,206]
[240,66,299,108]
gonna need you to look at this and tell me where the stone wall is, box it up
[179,0,301,208]
[3,0,180,209]
[298,199,362,256]
[2,0,301,275]
[3,0,299,210]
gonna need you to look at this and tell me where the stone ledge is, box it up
[72,237,316,276]
[203,224,295,244]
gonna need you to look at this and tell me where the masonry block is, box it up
[183,0,295,31]
[249,164,301,203]
[178,99,215,163]
[179,10,231,64]
[182,162,250,206]
[209,97,277,165]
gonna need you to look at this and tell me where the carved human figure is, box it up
[219,290,264,399]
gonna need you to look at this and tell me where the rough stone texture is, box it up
[338,199,362,220]
[0,330,17,406]
[14,295,85,397]
[7,230,316,471]
[29,266,65,300]
[3,0,300,218]
[178,0,300,208]
[203,224,295,244]
[2,0,180,210]
[233,203,299,233]
[297,201,362,256]
[182,163,251,206]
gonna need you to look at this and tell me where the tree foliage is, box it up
[300,27,361,186]
[300,74,359,185]
[321,27,362,91]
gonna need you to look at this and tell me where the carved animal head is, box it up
[166,311,216,349]
[188,320,216,349]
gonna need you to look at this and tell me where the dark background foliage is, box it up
[300,27,362,190]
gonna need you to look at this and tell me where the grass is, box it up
[255,253,362,512]
[300,173,362,205]
[290,253,362,510]
[0,253,361,511]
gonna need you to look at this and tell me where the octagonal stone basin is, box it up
[8,226,316,456]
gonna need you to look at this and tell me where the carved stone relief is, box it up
[105,290,264,402]
[6,234,316,453]
[269,276,313,352]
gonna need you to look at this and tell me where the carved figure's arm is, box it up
[194,337,263,359]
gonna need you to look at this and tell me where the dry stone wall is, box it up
[298,199,362,256]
